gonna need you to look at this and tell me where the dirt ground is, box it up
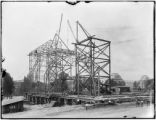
[2,102,154,118]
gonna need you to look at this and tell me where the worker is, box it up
[140,100,144,107]
[146,100,150,106]
[77,99,80,104]
[136,99,140,107]
[85,103,89,110]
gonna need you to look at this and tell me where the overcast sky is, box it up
[2,2,154,81]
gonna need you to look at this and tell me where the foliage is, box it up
[19,76,32,94]
[105,79,126,86]
[50,79,62,92]
[3,72,14,97]
[1,68,6,77]
[133,79,154,91]
[59,71,68,81]
[46,71,69,93]
[144,79,154,90]
[17,75,46,95]
[35,81,46,92]
[59,71,69,93]
[133,81,138,90]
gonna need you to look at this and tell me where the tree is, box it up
[3,72,14,98]
[19,74,47,95]
[19,76,32,94]
[144,79,154,91]
[59,71,69,93]
[133,81,138,90]
[105,79,126,86]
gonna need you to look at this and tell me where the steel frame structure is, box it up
[28,33,75,93]
[74,21,111,96]
[28,15,111,96]
[28,14,75,93]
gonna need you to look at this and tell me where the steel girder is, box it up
[28,34,75,93]
[74,21,111,96]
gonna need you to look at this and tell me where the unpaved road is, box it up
[2,102,154,118]
[51,103,154,118]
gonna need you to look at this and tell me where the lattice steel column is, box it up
[74,21,111,96]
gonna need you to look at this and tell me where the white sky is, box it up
[2,2,154,81]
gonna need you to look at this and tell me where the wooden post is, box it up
[98,69,100,96]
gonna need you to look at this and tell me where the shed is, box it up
[111,86,130,94]
[2,96,24,113]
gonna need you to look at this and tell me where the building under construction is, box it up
[26,15,152,107]
[28,15,111,97]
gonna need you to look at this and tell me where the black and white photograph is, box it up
[1,1,155,119]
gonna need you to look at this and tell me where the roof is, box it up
[14,80,24,83]
[111,86,130,88]
[2,96,25,106]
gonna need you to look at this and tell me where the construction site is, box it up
[24,14,153,108]
[1,1,155,118]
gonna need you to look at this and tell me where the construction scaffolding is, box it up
[28,34,75,93]
[74,21,111,96]
[28,15,75,93]
[28,16,111,96]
